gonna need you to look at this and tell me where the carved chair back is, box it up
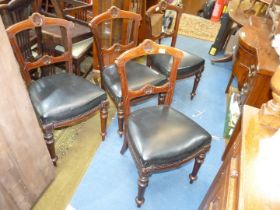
[6,13,73,85]
[89,6,141,71]
[145,0,182,47]
[115,39,184,118]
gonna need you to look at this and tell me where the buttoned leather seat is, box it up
[29,73,107,124]
[149,51,205,78]
[127,106,211,168]
[102,61,167,102]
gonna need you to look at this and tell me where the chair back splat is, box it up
[115,39,183,118]
[88,6,144,136]
[6,13,73,84]
[89,6,141,72]
[145,0,182,47]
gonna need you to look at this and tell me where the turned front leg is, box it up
[189,152,206,183]
[135,175,149,207]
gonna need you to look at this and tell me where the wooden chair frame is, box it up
[117,40,211,207]
[145,0,182,47]
[115,39,183,119]
[6,13,109,165]
[146,0,205,100]
[89,6,141,136]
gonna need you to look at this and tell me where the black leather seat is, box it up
[145,1,205,100]
[29,73,107,124]
[149,50,205,100]
[150,51,205,77]
[102,61,167,102]
[127,105,211,168]
[117,39,212,207]
[6,13,109,166]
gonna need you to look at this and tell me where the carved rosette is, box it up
[143,85,153,95]
[109,6,120,18]
[31,13,44,27]
[158,0,167,11]
[143,40,153,53]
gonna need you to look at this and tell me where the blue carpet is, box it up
[70,36,233,210]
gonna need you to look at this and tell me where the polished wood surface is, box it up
[201,62,280,210]
[200,105,280,210]
[228,0,253,26]
[228,0,270,26]
[89,6,141,136]
[223,15,279,160]
[0,17,55,210]
[231,16,278,107]
[7,13,74,84]
[92,0,142,69]
[89,6,141,78]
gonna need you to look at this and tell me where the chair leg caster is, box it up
[135,175,149,207]
[189,152,206,184]
[118,131,123,137]
[135,197,145,208]
[52,156,58,167]
[189,173,197,184]
[190,93,196,100]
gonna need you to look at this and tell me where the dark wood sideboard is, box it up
[199,15,280,210]
[199,105,280,210]
[223,15,279,159]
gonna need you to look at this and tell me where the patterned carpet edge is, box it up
[178,13,221,42]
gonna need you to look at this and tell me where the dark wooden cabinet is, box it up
[199,134,241,210]
[232,17,278,108]
[200,104,280,210]
[223,16,279,160]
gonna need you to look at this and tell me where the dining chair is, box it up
[117,39,212,207]
[6,13,109,166]
[146,0,206,100]
[89,6,167,136]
